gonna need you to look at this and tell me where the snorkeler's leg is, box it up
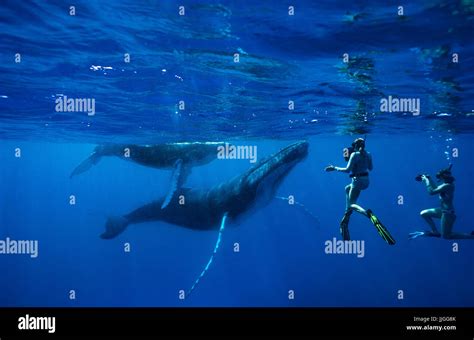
[441,213,474,239]
[340,184,356,240]
[409,208,442,239]
[347,187,367,216]
[420,208,441,236]
[344,184,351,212]
[348,186,361,207]
[340,186,362,240]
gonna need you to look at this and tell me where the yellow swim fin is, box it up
[366,209,396,245]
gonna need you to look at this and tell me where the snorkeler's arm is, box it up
[427,183,451,195]
[423,176,449,195]
[335,153,355,173]
[368,152,373,171]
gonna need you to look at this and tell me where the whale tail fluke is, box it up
[101,216,129,239]
[70,152,102,178]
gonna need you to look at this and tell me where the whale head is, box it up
[240,140,309,200]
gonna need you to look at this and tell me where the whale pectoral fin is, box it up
[70,152,101,178]
[161,159,188,209]
[100,216,129,239]
[186,212,228,298]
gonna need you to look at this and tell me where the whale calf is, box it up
[70,142,227,208]
[100,140,309,296]
[101,141,309,235]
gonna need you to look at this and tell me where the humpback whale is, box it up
[70,142,227,208]
[100,140,309,296]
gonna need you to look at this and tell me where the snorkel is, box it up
[436,164,454,183]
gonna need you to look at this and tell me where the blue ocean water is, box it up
[0,0,473,307]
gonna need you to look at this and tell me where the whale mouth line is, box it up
[245,140,308,188]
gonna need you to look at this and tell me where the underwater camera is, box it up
[416,164,453,182]
[415,174,428,182]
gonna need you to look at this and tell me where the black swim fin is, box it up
[366,209,396,245]
[339,211,352,241]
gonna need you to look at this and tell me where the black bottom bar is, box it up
[0,307,472,338]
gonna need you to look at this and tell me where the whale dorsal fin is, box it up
[161,159,189,209]
[186,212,228,298]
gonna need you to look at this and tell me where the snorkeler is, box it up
[409,164,474,240]
[325,138,395,245]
